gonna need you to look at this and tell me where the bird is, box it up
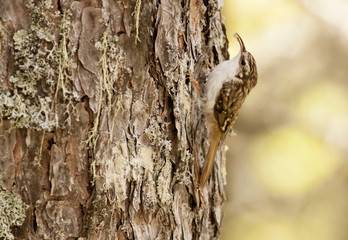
[199,33,258,189]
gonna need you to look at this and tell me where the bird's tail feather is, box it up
[199,129,222,188]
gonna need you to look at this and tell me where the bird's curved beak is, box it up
[234,33,246,53]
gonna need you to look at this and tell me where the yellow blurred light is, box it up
[221,213,298,240]
[222,0,301,29]
[295,82,348,148]
[222,0,301,56]
[251,127,340,196]
[221,213,339,240]
[220,0,348,240]
[243,220,297,240]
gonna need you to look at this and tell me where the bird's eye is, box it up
[241,60,246,66]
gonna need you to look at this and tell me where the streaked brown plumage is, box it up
[199,33,258,188]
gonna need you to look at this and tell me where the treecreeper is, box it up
[199,33,258,189]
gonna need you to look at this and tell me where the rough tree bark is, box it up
[0,0,229,239]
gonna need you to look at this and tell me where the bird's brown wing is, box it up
[199,80,246,189]
[214,80,246,135]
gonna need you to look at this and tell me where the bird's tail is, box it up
[199,129,222,188]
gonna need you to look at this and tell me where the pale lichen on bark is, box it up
[0,175,27,240]
[0,0,229,239]
[1,0,77,131]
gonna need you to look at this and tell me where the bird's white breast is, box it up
[204,53,240,115]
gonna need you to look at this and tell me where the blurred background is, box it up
[220,0,348,239]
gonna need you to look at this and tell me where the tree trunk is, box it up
[0,0,229,239]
